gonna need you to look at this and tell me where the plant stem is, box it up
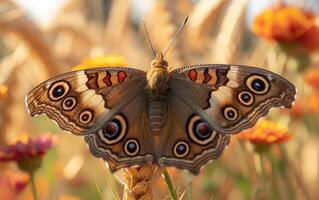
[30,172,38,200]
[280,147,311,200]
[162,168,177,200]
[257,152,269,199]
[258,153,265,182]
[184,172,192,200]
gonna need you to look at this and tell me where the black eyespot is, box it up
[194,121,212,140]
[127,142,137,152]
[176,143,186,154]
[98,114,127,145]
[48,81,70,101]
[238,91,254,106]
[223,106,238,121]
[62,97,77,111]
[173,141,190,158]
[252,79,265,91]
[53,86,64,97]
[187,115,216,145]
[103,120,121,140]
[246,75,270,95]
[79,109,94,124]
[82,114,89,121]
[124,139,139,156]
[64,98,72,106]
[227,110,235,118]
[241,93,250,101]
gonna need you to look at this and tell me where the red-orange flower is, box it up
[252,4,319,53]
[0,135,56,173]
[304,67,319,88]
[238,119,291,145]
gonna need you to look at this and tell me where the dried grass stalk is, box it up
[0,45,32,142]
[211,0,248,63]
[104,0,131,51]
[146,0,187,68]
[187,0,227,51]
[48,14,94,45]
[0,1,61,76]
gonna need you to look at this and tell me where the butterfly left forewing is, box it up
[170,64,296,134]
[26,67,146,135]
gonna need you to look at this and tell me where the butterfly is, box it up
[25,18,296,174]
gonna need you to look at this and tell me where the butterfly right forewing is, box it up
[170,64,296,135]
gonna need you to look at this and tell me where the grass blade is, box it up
[162,168,178,200]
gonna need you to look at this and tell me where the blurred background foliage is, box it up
[0,0,319,199]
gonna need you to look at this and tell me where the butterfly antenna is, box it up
[163,16,189,57]
[143,18,156,57]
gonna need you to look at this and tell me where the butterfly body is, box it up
[145,53,170,138]
[26,54,296,174]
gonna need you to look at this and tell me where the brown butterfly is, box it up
[25,17,296,174]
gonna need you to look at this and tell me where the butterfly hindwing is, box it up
[84,91,155,172]
[156,92,230,174]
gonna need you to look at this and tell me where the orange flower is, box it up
[0,170,29,199]
[289,98,305,118]
[252,4,319,52]
[308,93,319,114]
[304,67,319,88]
[72,54,128,70]
[59,195,81,200]
[4,170,30,192]
[0,85,8,100]
[238,119,291,145]
[0,134,56,173]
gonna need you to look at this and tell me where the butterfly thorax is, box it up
[146,53,170,92]
[145,53,170,137]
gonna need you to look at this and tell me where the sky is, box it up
[15,0,65,25]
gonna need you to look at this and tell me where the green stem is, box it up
[238,141,257,182]
[185,172,192,200]
[257,153,269,199]
[163,168,177,200]
[258,153,266,186]
[268,152,284,200]
[30,172,38,200]
[280,147,310,200]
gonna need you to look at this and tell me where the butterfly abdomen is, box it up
[148,96,167,135]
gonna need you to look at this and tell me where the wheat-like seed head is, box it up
[115,165,160,200]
